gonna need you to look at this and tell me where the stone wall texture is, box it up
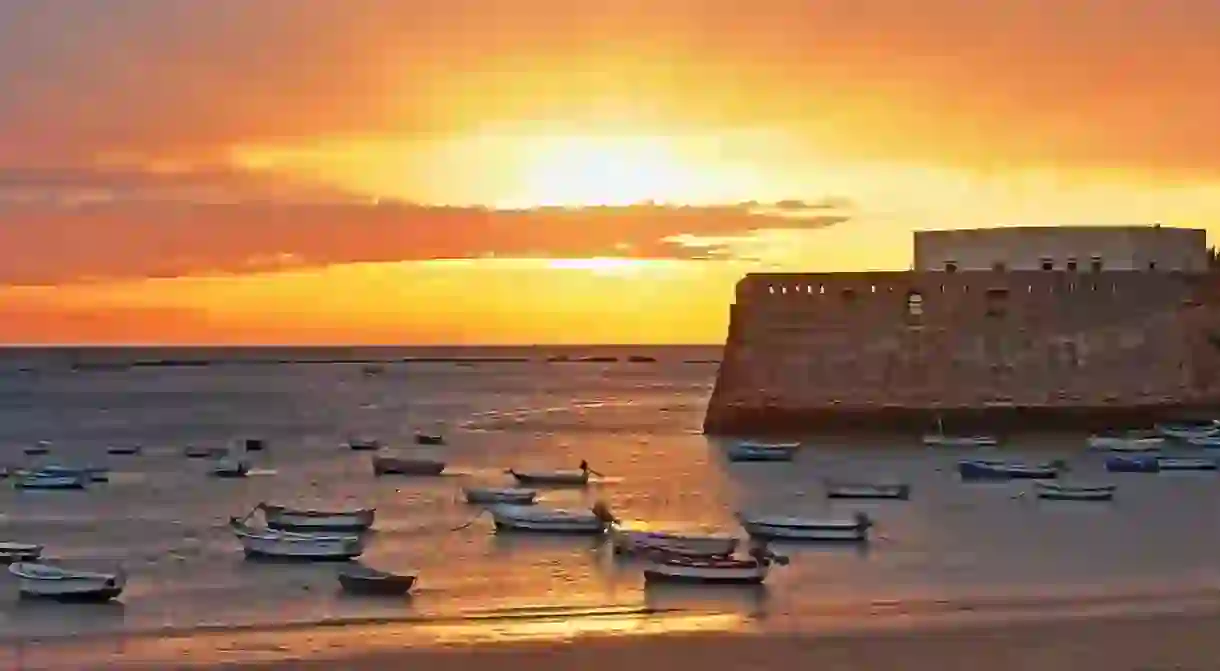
[704,271,1220,434]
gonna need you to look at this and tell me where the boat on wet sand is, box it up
[0,542,43,563]
[642,543,789,585]
[372,455,446,476]
[463,487,538,505]
[488,502,615,534]
[14,471,88,490]
[337,564,417,596]
[824,480,911,500]
[1033,481,1116,501]
[508,460,597,486]
[9,562,126,601]
[609,524,738,558]
[737,511,874,542]
[726,441,798,462]
[258,502,375,532]
[229,518,365,560]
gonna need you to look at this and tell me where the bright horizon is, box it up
[2,2,1219,345]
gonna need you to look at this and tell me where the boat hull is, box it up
[643,561,769,584]
[372,457,446,476]
[261,506,375,532]
[338,572,416,595]
[1035,484,1115,501]
[489,505,606,533]
[1157,458,1217,471]
[463,488,538,505]
[9,564,125,601]
[509,471,588,486]
[610,527,738,558]
[958,460,1057,480]
[726,446,795,462]
[923,435,998,448]
[825,483,910,500]
[15,475,87,490]
[1105,456,1161,473]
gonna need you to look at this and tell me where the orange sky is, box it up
[1,1,1219,344]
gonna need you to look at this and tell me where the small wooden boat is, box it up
[1156,421,1220,440]
[1157,457,1218,471]
[347,438,382,451]
[23,441,52,456]
[488,502,615,534]
[372,455,446,476]
[507,460,596,486]
[726,441,798,462]
[414,433,445,446]
[463,487,538,505]
[1186,434,1220,448]
[609,523,738,558]
[737,511,873,542]
[824,480,911,500]
[184,446,227,459]
[106,445,142,456]
[258,503,375,532]
[9,562,126,601]
[38,465,109,483]
[1034,481,1116,501]
[229,518,364,560]
[210,458,251,478]
[958,459,1060,480]
[1086,434,1164,452]
[922,434,998,448]
[243,438,266,452]
[337,564,417,596]
[0,542,43,563]
[642,543,789,585]
[14,471,88,490]
[1105,455,1161,473]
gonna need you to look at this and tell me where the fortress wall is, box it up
[706,271,1220,434]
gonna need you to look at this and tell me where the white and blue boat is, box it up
[726,441,799,462]
[1156,457,1218,471]
[1105,455,1161,473]
[14,470,89,490]
[1155,421,1220,441]
[1034,481,1116,501]
[958,459,1060,480]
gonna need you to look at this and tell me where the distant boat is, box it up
[0,542,43,563]
[488,503,615,534]
[608,523,738,559]
[463,487,538,505]
[958,459,1060,480]
[346,438,382,451]
[372,455,446,476]
[210,458,251,478]
[243,438,267,452]
[824,480,911,500]
[508,461,597,486]
[736,512,873,542]
[641,545,788,585]
[727,441,798,462]
[9,562,126,601]
[1086,434,1164,452]
[258,503,375,532]
[1105,455,1161,473]
[229,518,364,560]
[1186,435,1220,448]
[626,355,657,363]
[337,564,416,596]
[23,441,51,456]
[1156,457,1217,471]
[414,433,445,446]
[39,465,108,483]
[184,446,227,459]
[1034,481,1116,501]
[923,434,998,448]
[14,471,88,490]
[1155,421,1220,440]
[106,445,142,456]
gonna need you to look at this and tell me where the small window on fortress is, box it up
[944,261,958,273]
[992,261,1007,272]
[1067,258,1078,272]
[1091,256,1104,273]
[906,291,924,317]
[842,288,857,304]
[1040,257,1054,271]
[1148,261,1158,271]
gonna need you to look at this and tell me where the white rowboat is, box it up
[488,503,614,533]
[824,480,911,500]
[463,487,538,505]
[1034,481,1116,501]
[609,523,738,558]
[737,512,873,542]
[0,542,43,563]
[9,562,126,601]
[229,519,364,560]
[258,503,375,532]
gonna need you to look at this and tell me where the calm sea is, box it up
[3,345,1220,661]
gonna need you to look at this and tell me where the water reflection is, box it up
[489,532,605,556]
[643,582,771,617]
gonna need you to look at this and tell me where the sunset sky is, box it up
[2,0,1219,344]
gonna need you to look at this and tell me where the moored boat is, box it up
[1105,455,1161,473]
[1155,421,1220,440]
[958,459,1061,480]
[38,465,109,483]
[824,480,911,500]
[23,441,52,456]
[608,523,738,558]
[462,487,538,505]
[347,438,382,451]
[9,562,126,601]
[258,502,375,532]
[642,542,789,585]
[210,457,251,478]
[14,471,88,490]
[229,518,364,560]
[1086,434,1164,452]
[1156,457,1218,471]
[337,564,417,596]
[371,455,446,476]
[1034,481,1116,501]
[488,502,615,534]
[1186,434,1220,448]
[0,542,43,563]
[508,460,596,486]
[106,445,142,455]
[184,446,227,459]
[726,441,798,462]
[736,511,873,542]
[922,434,998,448]
[414,432,445,446]
[243,438,266,452]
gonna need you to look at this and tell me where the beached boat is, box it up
[106,445,141,455]
[9,562,126,601]
[1156,457,1218,471]
[736,511,873,542]
[414,432,445,446]
[38,465,109,483]
[371,455,446,476]
[1186,434,1220,448]
[463,487,538,505]
[642,544,789,585]
[210,457,251,478]
[347,438,382,451]
[824,480,911,500]
[1034,481,1116,501]
[184,446,227,459]
[337,564,416,596]
[243,438,266,452]
[507,461,596,486]
[726,441,798,462]
[488,502,615,534]
[1086,434,1165,452]
[258,503,375,532]
[608,523,738,558]
[23,441,52,456]
[229,518,364,560]
[922,434,998,448]
[14,471,88,490]
[0,542,43,563]
[1105,455,1161,473]
[1155,421,1220,440]
[958,459,1061,480]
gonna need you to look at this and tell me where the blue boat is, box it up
[958,459,1060,480]
[1105,455,1160,473]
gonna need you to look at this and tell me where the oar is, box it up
[450,508,488,531]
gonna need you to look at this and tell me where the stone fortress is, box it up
[703,226,1220,435]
